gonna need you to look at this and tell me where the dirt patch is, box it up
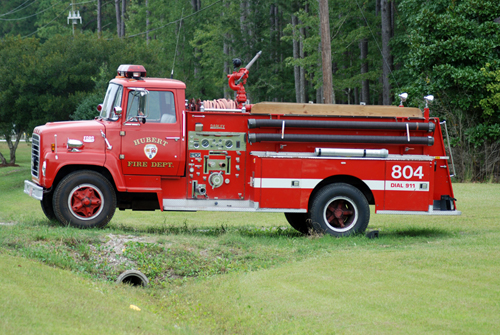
[0,164,20,168]
[89,234,163,268]
[102,234,159,255]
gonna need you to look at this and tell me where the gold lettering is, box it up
[127,161,148,167]
[149,162,174,168]
[134,137,168,145]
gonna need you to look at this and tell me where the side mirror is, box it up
[97,104,103,112]
[113,106,123,115]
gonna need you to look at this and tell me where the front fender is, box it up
[41,152,105,188]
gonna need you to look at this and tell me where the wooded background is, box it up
[0,0,499,181]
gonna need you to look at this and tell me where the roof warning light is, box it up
[117,65,147,79]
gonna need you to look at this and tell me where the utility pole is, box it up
[319,0,334,104]
[67,1,82,35]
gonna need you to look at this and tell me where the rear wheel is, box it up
[309,183,369,237]
[284,212,311,234]
[53,170,116,229]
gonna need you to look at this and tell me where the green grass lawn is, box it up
[1,142,499,334]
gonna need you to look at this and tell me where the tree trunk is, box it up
[319,0,333,104]
[4,131,23,165]
[316,42,323,103]
[381,0,393,105]
[0,151,7,165]
[146,0,150,44]
[292,15,301,103]
[192,0,201,79]
[97,0,102,38]
[192,0,201,11]
[121,0,126,37]
[223,1,230,99]
[114,0,121,37]
[299,24,306,103]
[360,38,370,104]
[240,0,248,41]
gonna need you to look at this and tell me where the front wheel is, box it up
[309,183,369,237]
[53,170,116,229]
[40,191,56,221]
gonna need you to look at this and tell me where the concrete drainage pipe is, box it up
[116,270,149,287]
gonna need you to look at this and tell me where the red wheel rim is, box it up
[68,184,104,220]
[323,196,357,232]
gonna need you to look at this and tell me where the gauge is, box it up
[193,142,199,148]
[201,139,210,148]
[225,140,233,148]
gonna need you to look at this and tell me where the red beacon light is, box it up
[116,64,147,79]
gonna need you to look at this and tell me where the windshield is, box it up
[100,83,123,119]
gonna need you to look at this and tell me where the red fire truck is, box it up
[24,53,460,236]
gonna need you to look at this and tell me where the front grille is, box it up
[31,133,40,178]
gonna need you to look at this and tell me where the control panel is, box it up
[188,131,246,151]
[187,131,246,200]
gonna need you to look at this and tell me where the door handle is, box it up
[166,137,180,141]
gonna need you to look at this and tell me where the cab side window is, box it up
[148,91,176,123]
[125,90,176,123]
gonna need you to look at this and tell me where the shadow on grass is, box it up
[110,222,304,238]
[23,218,304,238]
[383,227,452,238]
[22,219,453,241]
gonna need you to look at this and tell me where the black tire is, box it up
[40,191,56,220]
[284,212,311,234]
[53,170,116,229]
[309,183,369,237]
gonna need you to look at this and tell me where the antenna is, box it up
[171,8,184,79]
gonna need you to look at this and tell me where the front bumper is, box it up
[24,180,44,201]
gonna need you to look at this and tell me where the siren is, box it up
[116,65,147,79]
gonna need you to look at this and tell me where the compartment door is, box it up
[384,161,433,211]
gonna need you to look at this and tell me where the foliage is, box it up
[393,0,500,180]
[282,0,382,104]
[1,0,499,179]
[71,63,111,120]
[71,93,103,121]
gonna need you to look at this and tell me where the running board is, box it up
[377,209,461,216]
[162,199,307,213]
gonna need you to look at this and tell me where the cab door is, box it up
[120,89,184,176]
